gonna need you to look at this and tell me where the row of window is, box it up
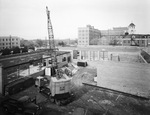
[0,46,11,49]
[78,41,88,43]
[78,43,88,46]
[0,45,18,49]
[123,40,130,43]
[78,30,89,33]
[78,33,89,36]
[0,42,18,45]
[0,38,18,41]
[78,37,88,39]
[79,34,100,38]
[79,29,101,33]
[123,40,145,44]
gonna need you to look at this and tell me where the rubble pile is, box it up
[81,72,94,83]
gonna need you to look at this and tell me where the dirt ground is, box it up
[68,66,150,115]
[1,65,150,115]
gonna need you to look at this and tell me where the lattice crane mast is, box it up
[46,6,57,68]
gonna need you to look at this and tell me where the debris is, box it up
[116,94,121,101]
[68,112,72,114]
[87,99,97,104]
[72,108,85,115]
[99,100,114,107]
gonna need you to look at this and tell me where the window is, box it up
[62,57,66,62]
[142,40,144,44]
[12,38,14,41]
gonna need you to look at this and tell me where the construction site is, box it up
[0,6,150,115]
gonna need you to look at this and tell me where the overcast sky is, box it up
[0,0,150,40]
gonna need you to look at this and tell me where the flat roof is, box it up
[0,50,70,68]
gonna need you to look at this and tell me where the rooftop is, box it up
[129,23,135,27]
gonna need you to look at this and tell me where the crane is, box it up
[46,6,57,68]
[35,7,72,106]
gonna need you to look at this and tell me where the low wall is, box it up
[77,46,140,52]
[30,69,45,79]
[140,50,150,63]
[138,54,147,63]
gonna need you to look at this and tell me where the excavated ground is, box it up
[0,66,150,115]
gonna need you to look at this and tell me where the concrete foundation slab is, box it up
[97,61,150,98]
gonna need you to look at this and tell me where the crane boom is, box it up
[46,6,57,68]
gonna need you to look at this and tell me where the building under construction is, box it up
[0,6,72,96]
[0,50,71,95]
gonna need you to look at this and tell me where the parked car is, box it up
[1,96,41,115]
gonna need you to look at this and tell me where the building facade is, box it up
[101,27,128,36]
[0,50,71,95]
[100,27,128,45]
[121,23,150,47]
[78,23,150,47]
[122,34,150,47]
[78,25,101,46]
[128,23,136,34]
[0,36,20,50]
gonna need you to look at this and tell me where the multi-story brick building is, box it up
[100,27,128,45]
[122,34,150,47]
[78,25,128,46]
[0,36,20,50]
[121,23,150,47]
[78,25,101,46]
[78,23,150,47]
[101,27,128,36]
